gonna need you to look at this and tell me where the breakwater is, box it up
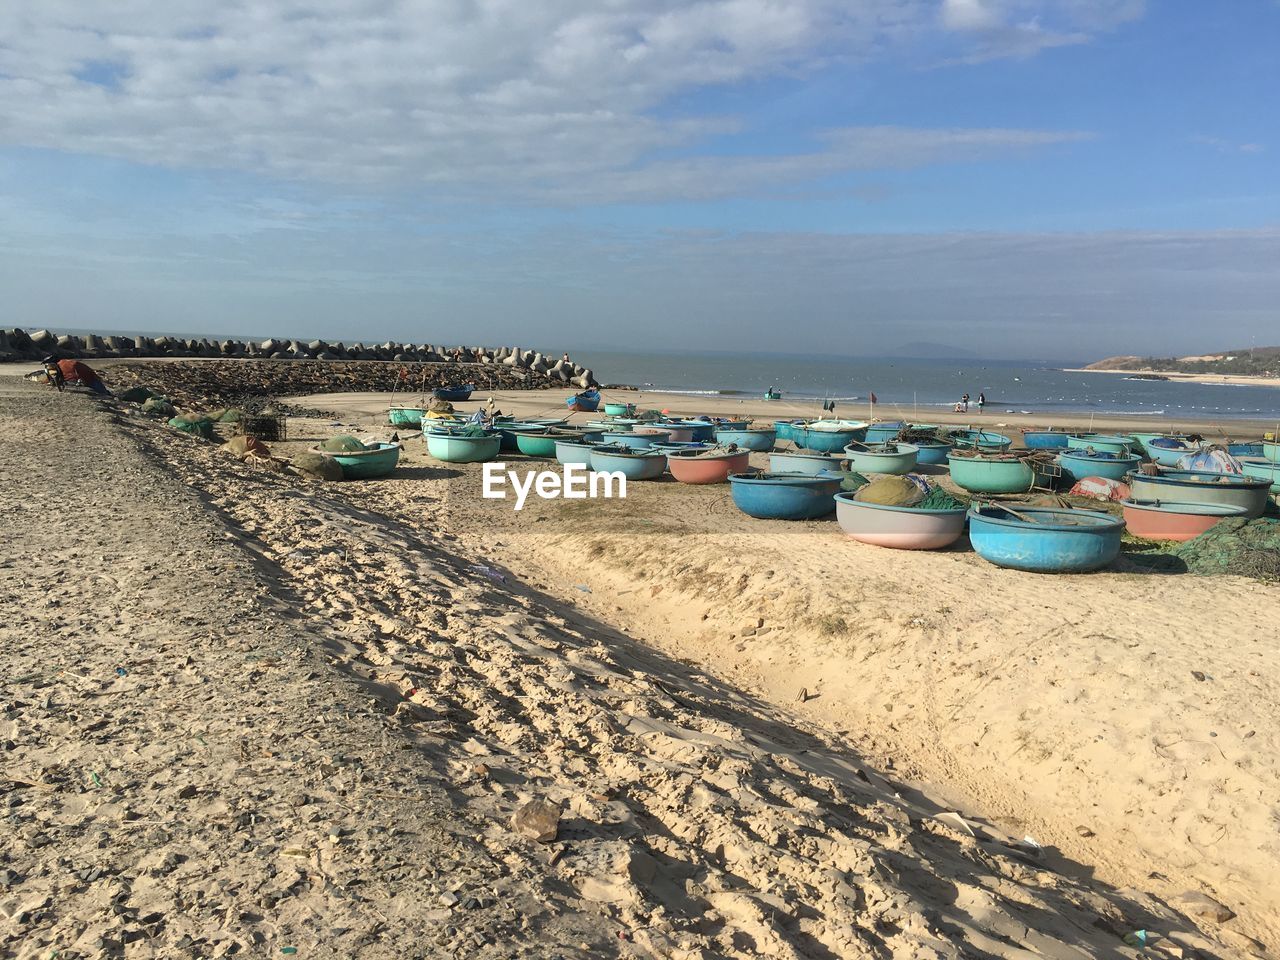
[0,327,596,388]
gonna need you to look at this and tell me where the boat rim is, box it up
[833,492,966,515]
[967,504,1124,532]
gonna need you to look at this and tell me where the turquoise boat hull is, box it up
[554,439,601,467]
[1021,431,1070,450]
[715,427,776,451]
[1239,458,1280,493]
[1264,441,1280,462]
[603,431,656,451]
[913,440,952,465]
[587,447,667,479]
[864,422,904,444]
[1128,432,1189,457]
[387,406,424,427]
[1143,441,1198,467]
[769,451,842,476]
[426,431,501,463]
[729,473,840,519]
[773,420,803,442]
[947,454,1035,493]
[968,505,1124,573]
[497,422,548,451]
[842,443,919,475]
[1066,434,1133,455]
[321,442,402,479]
[1056,451,1142,483]
[949,430,1012,452]
[513,431,559,457]
[1228,442,1263,457]
[792,422,869,452]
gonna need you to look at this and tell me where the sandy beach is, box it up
[1063,368,1280,391]
[4,372,1276,958]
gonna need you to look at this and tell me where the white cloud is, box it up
[938,0,1143,63]
[1192,135,1266,155]
[0,1,1124,201]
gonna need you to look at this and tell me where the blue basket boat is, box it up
[1128,470,1271,517]
[842,442,919,475]
[1057,450,1143,483]
[769,450,842,476]
[792,420,869,452]
[968,504,1125,573]
[1238,458,1280,493]
[433,384,474,402]
[863,421,904,444]
[1227,441,1264,458]
[728,473,841,519]
[312,442,402,479]
[947,453,1037,493]
[587,445,667,480]
[566,389,601,412]
[1143,438,1199,467]
[912,440,953,465]
[1066,434,1133,456]
[949,430,1012,453]
[494,421,548,451]
[1021,430,1071,450]
[715,427,776,451]
[602,431,658,451]
[425,429,501,463]
[554,438,602,467]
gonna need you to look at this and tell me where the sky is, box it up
[0,0,1277,361]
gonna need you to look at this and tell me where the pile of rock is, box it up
[0,327,596,389]
[104,359,566,410]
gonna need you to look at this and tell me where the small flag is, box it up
[869,392,878,404]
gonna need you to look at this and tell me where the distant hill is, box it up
[1086,347,1280,377]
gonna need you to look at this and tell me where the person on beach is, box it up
[961,393,969,412]
[44,357,111,396]
[977,392,986,413]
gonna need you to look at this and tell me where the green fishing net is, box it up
[141,397,176,417]
[918,487,966,510]
[167,414,215,439]
[292,452,344,481]
[1168,517,1280,580]
[319,435,367,452]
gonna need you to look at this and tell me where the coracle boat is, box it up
[587,445,667,480]
[433,384,474,402]
[565,389,601,412]
[947,429,1012,453]
[968,504,1125,573]
[1238,457,1280,493]
[834,492,966,550]
[947,451,1037,494]
[769,450,842,476]
[554,438,601,467]
[603,402,636,418]
[714,426,776,451]
[842,442,919,476]
[863,421,904,444]
[640,423,695,443]
[1143,437,1200,467]
[387,406,425,427]
[1129,432,1190,457]
[425,428,501,463]
[728,473,840,519]
[791,420,870,453]
[1066,434,1133,456]
[1021,429,1071,450]
[311,441,402,479]
[1121,500,1248,541]
[496,421,548,451]
[513,430,559,458]
[1056,449,1143,483]
[602,430,659,451]
[1127,470,1271,518]
[666,448,751,484]
[763,389,782,400]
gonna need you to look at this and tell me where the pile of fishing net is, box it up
[852,474,967,509]
[292,451,344,481]
[208,407,244,423]
[118,386,156,404]
[318,435,367,452]
[427,399,454,414]
[1168,517,1280,580]
[167,413,215,439]
[141,396,176,417]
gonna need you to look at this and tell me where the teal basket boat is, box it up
[769,451,842,476]
[714,427,777,451]
[1066,434,1133,456]
[968,504,1125,573]
[1238,457,1280,493]
[312,442,402,479]
[1056,450,1142,483]
[425,430,502,463]
[554,439,602,467]
[948,430,1012,453]
[587,446,667,480]
[513,431,559,458]
[947,452,1036,493]
[842,442,919,475]
[387,406,425,427]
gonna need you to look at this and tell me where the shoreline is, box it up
[1065,366,1280,389]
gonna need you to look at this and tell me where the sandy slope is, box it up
[2,381,1252,957]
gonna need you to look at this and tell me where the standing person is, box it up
[977,392,986,414]
[44,357,111,396]
[961,393,970,412]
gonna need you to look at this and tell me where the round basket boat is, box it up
[513,430,559,458]
[426,430,501,463]
[667,448,751,484]
[834,493,966,550]
[602,430,657,451]
[554,438,601,467]
[949,430,1012,453]
[1021,430,1071,450]
[640,424,695,443]
[1129,432,1190,457]
[1142,439,1199,467]
[387,406,425,427]
[587,446,667,480]
[1066,434,1133,456]
[1238,457,1280,493]
[603,402,635,417]
[912,440,953,465]
[791,420,870,453]
[947,453,1035,494]
[728,473,840,519]
[310,441,402,479]
[863,421,904,444]
[1128,470,1271,518]
[769,450,842,476]
[968,504,1125,573]
[714,427,776,451]
[495,421,548,451]
[1121,500,1248,541]
[842,442,919,476]
[1057,450,1143,483]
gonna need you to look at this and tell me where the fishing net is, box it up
[141,397,176,417]
[217,408,244,423]
[292,451,344,481]
[853,474,929,507]
[118,386,156,404]
[917,486,966,510]
[222,435,271,459]
[167,414,215,439]
[1168,518,1280,580]
[834,470,869,493]
[319,435,367,452]
[427,399,455,414]
[899,427,943,444]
